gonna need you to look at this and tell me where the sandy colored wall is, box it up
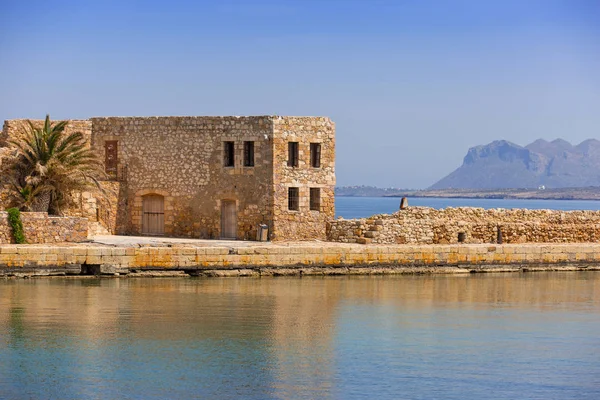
[328,207,600,244]
[1,243,600,275]
[2,115,336,242]
[271,117,335,241]
[91,116,275,239]
[0,212,88,244]
[1,119,92,147]
[0,119,93,212]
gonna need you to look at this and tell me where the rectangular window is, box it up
[310,143,321,168]
[224,141,235,167]
[104,140,118,174]
[288,142,299,167]
[288,187,299,211]
[244,141,255,167]
[310,188,321,211]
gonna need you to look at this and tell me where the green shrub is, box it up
[7,208,26,244]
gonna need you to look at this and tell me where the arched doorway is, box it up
[142,194,164,235]
[221,200,237,239]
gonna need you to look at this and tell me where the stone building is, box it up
[0,116,336,241]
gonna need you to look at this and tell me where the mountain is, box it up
[430,139,600,189]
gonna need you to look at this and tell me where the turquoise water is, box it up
[336,196,600,219]
[1,274,600,399]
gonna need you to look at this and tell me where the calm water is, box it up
[1,274,600,399]
[336,196,600,219]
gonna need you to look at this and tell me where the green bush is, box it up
[7,208,26,244]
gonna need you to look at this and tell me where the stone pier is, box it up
[1,242,600,277]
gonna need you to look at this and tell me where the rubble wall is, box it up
[0,212,88,244]
[328,207,600,244]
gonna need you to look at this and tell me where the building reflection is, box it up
[1,272,599,397]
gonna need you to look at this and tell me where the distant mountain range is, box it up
[429,139,600,189]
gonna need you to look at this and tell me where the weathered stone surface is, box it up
[2,243,600,277]
[0,212,88,244]
[1,116,335,242]
[91,116,335,240]
[328,207,600,244]
[271,117,335,241]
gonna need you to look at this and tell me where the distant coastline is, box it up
[336,186,600,201]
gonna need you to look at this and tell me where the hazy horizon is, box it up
[1,0,599,188]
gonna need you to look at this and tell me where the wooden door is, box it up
[142,195,164,235]
[221,200,237,239]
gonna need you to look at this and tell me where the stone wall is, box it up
[0,212,88,244]
[0,119,94,213]
[90,115,335,241]
[66,181,121,235]
[1,115,336,241]
[272,117,335,241]
[328,207,600,244]
[91,116,275,239]
[2,242,600,276]
[1,119,92,147]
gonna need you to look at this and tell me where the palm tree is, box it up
[5,115,104,214]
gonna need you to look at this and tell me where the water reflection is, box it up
[1,273,599,399]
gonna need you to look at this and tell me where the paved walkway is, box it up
[91,235,330,248]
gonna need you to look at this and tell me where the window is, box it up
[105,140,118,174]
[310,188,320,211]
[224,141,235,167]
[288,142,299,167]
[288,187,299,211]
[310,143,321,168]
[244,141,255,167]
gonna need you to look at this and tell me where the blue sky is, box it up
[1,0,599,188]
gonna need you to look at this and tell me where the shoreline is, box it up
[336,187,600,201]
[2,242,600,278]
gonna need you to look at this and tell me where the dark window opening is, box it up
[244,141,255,167]
[310,143,321,168]
[288,187,299,211]
[105,140,118,174]
[224,141,235,167]
[310,188,320,211]
[288,142,299,167]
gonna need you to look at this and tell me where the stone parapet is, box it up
[1,243,600,276]
[328,207,600,244]
[0,212,88,244]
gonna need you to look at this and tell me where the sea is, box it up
[336,196,600,219]
[1,275,599,399]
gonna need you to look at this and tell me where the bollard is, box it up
[400,197,408,210]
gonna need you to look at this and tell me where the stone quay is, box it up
[1,241,600,278]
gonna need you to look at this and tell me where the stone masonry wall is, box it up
[0,212,88,244]
[328,207,600,244]
[1,116,335,241]
[2,243,600,275]
[67,181,121,236]
[0,119,93,213]
[91,116,275,239]
[1,119,92,147]
[272,117,335,241]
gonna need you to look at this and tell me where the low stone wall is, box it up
[327,207,600,244]
[1,243,600,276]
[0,212,88,244]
